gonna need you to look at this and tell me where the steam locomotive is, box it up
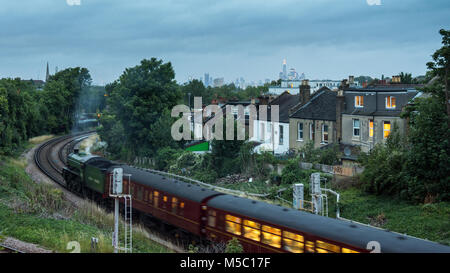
[62,151,450,253]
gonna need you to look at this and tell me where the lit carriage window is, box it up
[208,210,217,227]
[305,241,315,253]
[172,197,178,214]
[163,196,168,208]
[342,248,360,253]
[149,191,153,204]
[282,231,304,253]
[261,225,281,248]
[179,202,185,216]
[316,240,340,253]
[243,220,261,242]
[153,191,159,207]
[225,215,242,236]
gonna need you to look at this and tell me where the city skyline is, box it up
[0,0,448,85]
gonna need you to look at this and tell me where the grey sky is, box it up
[0,0,448,85]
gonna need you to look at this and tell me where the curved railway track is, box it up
[33,132,185,253]
[34,131,95,187]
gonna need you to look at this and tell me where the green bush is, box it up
[225,237,243,253]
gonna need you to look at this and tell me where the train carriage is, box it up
[63,151,450,253]
[205,194,450,253]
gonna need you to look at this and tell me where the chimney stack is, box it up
[349,75,354,85]
[300,79,311,105]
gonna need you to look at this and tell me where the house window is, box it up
[310,123,315,140]
[279,125,283,145]
[353,119,360,137]
[369,120,374,138]
[260,123,265,140]
[383,121,391,139]
[322,124,329,143]
[297,122,303,140]
[386,96,396,109]
[355,96,364,107]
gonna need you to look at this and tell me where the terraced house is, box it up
[288,81,336,151]
[337,85,419,152]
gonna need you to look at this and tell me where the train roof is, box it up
[117,165,222,203]
[207,194,450,253]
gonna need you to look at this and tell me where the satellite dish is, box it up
[344,147,352,156]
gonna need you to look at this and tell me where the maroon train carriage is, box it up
[65,152,450,253]
[204,194,450,253]
[106,165,222,237]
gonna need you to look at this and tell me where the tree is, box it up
[399,72,413,84]
[426,29,450,126]
[98,58,182,158]
[225,237,243,253]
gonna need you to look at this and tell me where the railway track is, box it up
[0,243,25,253]
[33,132,185,253]
[34,131,95,187]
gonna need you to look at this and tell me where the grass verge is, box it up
[0,143,172,253]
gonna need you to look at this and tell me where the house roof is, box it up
[289,89,337,121]
[265,91,300,123]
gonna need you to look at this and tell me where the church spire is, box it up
[46,62,50,82]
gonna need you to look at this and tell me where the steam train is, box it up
[62,151,450,253]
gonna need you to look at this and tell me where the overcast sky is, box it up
[0,0,448,85]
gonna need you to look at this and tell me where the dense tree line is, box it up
[0,67,97,155]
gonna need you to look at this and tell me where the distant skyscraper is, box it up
[204,73,210,87]
[282,59,287,80]
[45,62,50,82]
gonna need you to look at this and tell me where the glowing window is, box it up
[283,238,304,253]
[316,240,340,253]
[179,202,185,216]
[383,121,391,139]
[163,196,168,202]
[342,248,360,253]
[306,241,315,253]
[172,197,178,214]
[355,96,364,107]
[386,96,396,109]
[283,231,304,253]
[243,220,261,242]
[369,120,374,138]
[225,215,241,235]
[153,191,159,207]
[208,210,216,227]
[261,225,281,248]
